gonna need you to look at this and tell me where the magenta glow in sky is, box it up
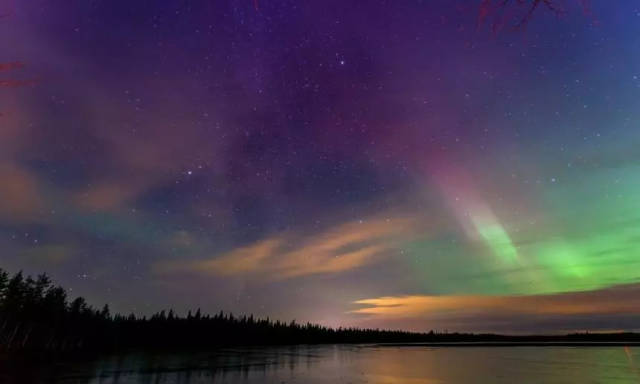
[2,1,640,333]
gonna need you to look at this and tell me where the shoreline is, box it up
[375,341,640,347]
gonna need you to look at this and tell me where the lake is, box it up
[2,345,640,383]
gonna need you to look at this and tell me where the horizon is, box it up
[2,265,638,337]
[3,1,640,335]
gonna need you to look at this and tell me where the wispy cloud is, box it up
[156,217,417,280]
[0,163,43,222]
[352,284,640,319]
[75,181,146,212]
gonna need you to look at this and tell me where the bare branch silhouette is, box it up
[478,0,590,33]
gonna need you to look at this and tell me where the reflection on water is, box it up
[2,345,639,384]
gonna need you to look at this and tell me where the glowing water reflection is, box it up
[2,345,639,384]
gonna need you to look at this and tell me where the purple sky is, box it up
[2,1,640,333]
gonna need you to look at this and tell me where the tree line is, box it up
[2,267,639,354]
[0,267,444,353]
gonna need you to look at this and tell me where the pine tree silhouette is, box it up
[0,266,636,354]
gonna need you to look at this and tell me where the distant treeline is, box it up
[0,267,436,352]
[1,267,639,353]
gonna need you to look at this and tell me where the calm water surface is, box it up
[2,345,640,384]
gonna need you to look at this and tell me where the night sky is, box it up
[2,0,640,333]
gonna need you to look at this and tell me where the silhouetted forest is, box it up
[2,267,639,353]
[0,267,439,352]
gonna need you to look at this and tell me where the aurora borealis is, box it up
[2,0,640,333]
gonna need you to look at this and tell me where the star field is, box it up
[1,0,640,333]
